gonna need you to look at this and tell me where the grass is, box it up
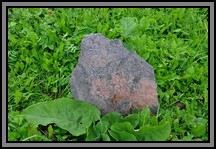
[8,8,208,141]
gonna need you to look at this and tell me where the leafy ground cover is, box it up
[8,8,208,141]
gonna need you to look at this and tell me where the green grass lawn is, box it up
[8,8,208,141]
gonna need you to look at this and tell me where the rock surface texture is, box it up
[70,33,158,115]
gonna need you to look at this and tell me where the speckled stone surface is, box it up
[70,33,158,115]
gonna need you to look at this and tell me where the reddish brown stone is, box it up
[70,33,158,115]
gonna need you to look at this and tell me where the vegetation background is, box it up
[8,8,208,141]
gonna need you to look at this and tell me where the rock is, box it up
[70,33,158,115]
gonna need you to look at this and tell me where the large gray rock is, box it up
[70,33,158,115]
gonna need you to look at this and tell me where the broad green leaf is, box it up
[143,52,150,61]
[109,122,137,141]
[28,31,38,44]
[193,124,206,137]
[101,134,110,141]
[25,57,31,64]
[48,44,54,50]
[121,114,140,128]
[85,121,109,141]
[51,87,58,93]
[173,29,182,32]
[15,62,20,70]
[48,125,53,138]
[136,121,171,141]
[59,42,64,53]
[14,90,22,105]
[173,119,180,132]
[97,23,103,33]
[120,17,138,38]
[22,98,101,136]
[150,116,159,126]
[181,134,194,141]
[27,127,40,140]
[9,22,17,28]
[182,65,195,79]
[110,122,135,133]
[160,26,168,34]
[138,108,151,127]
[32,49,39,60]
[85,123,100,141]
[8,132,19,141]
[101,112,123,126]
[24,77,35,87]
[42,63,49,72]
[19,62,24,70]
[109,130,137,141]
